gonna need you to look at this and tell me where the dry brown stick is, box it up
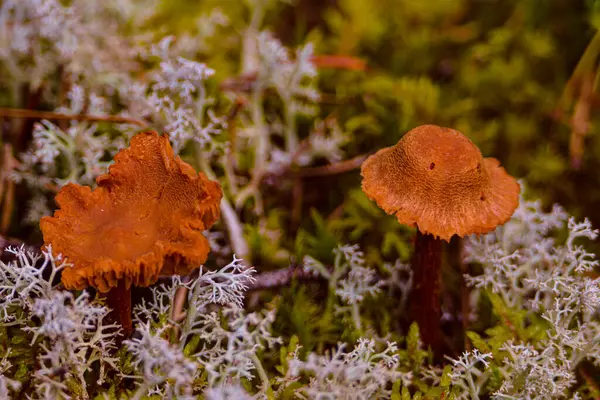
[248,263,391,292]
[248,265,322,291]
[170,270,201,325]
[0,107,149,127]
[0,179,14,234]
[295,154,369,178]
[171,287,189,324]
[0,144,16,234]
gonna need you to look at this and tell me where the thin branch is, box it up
[0,144,16,234]
[247,265,322,291]
[170,271,200,327]
[310,55,367,71]
[247,262,391,293]
[0,107,149,127]
[295,154,369,178]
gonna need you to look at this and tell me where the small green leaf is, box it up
[391,379,402,400]
[183,335,200,357]
[10,334,26,345]
[466,331,492,353]
[440,365,453,387]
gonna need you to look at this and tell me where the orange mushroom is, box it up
[40,131,223,336]
[361,124,519,356]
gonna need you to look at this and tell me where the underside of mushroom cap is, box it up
[361,125,520,241]
[40,131,223,292]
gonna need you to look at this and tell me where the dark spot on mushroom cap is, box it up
[429,162,435,170]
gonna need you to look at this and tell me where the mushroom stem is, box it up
[103,280,133,338]
[410,229,443,357]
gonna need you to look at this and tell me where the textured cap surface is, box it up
[361,125,519,241]
[40,131,223,292]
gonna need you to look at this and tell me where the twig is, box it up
[247,261,385,292]
[0,107,149,127]
[0,144,16,233]
[170,271,200,326]
[295,154,369,178]
[310,55,367,71]
[248,265,322,291]
[171,288,189,324]
[0,176,14,233]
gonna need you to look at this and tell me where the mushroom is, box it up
[40,131,223,336]
[360,124,519,355]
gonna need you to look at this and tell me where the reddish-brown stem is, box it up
[101,280,133,339]
[410,230,443,358]
[458,238,472,352]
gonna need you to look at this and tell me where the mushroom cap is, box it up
[361,125,519,241]
[40,131,223,292]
